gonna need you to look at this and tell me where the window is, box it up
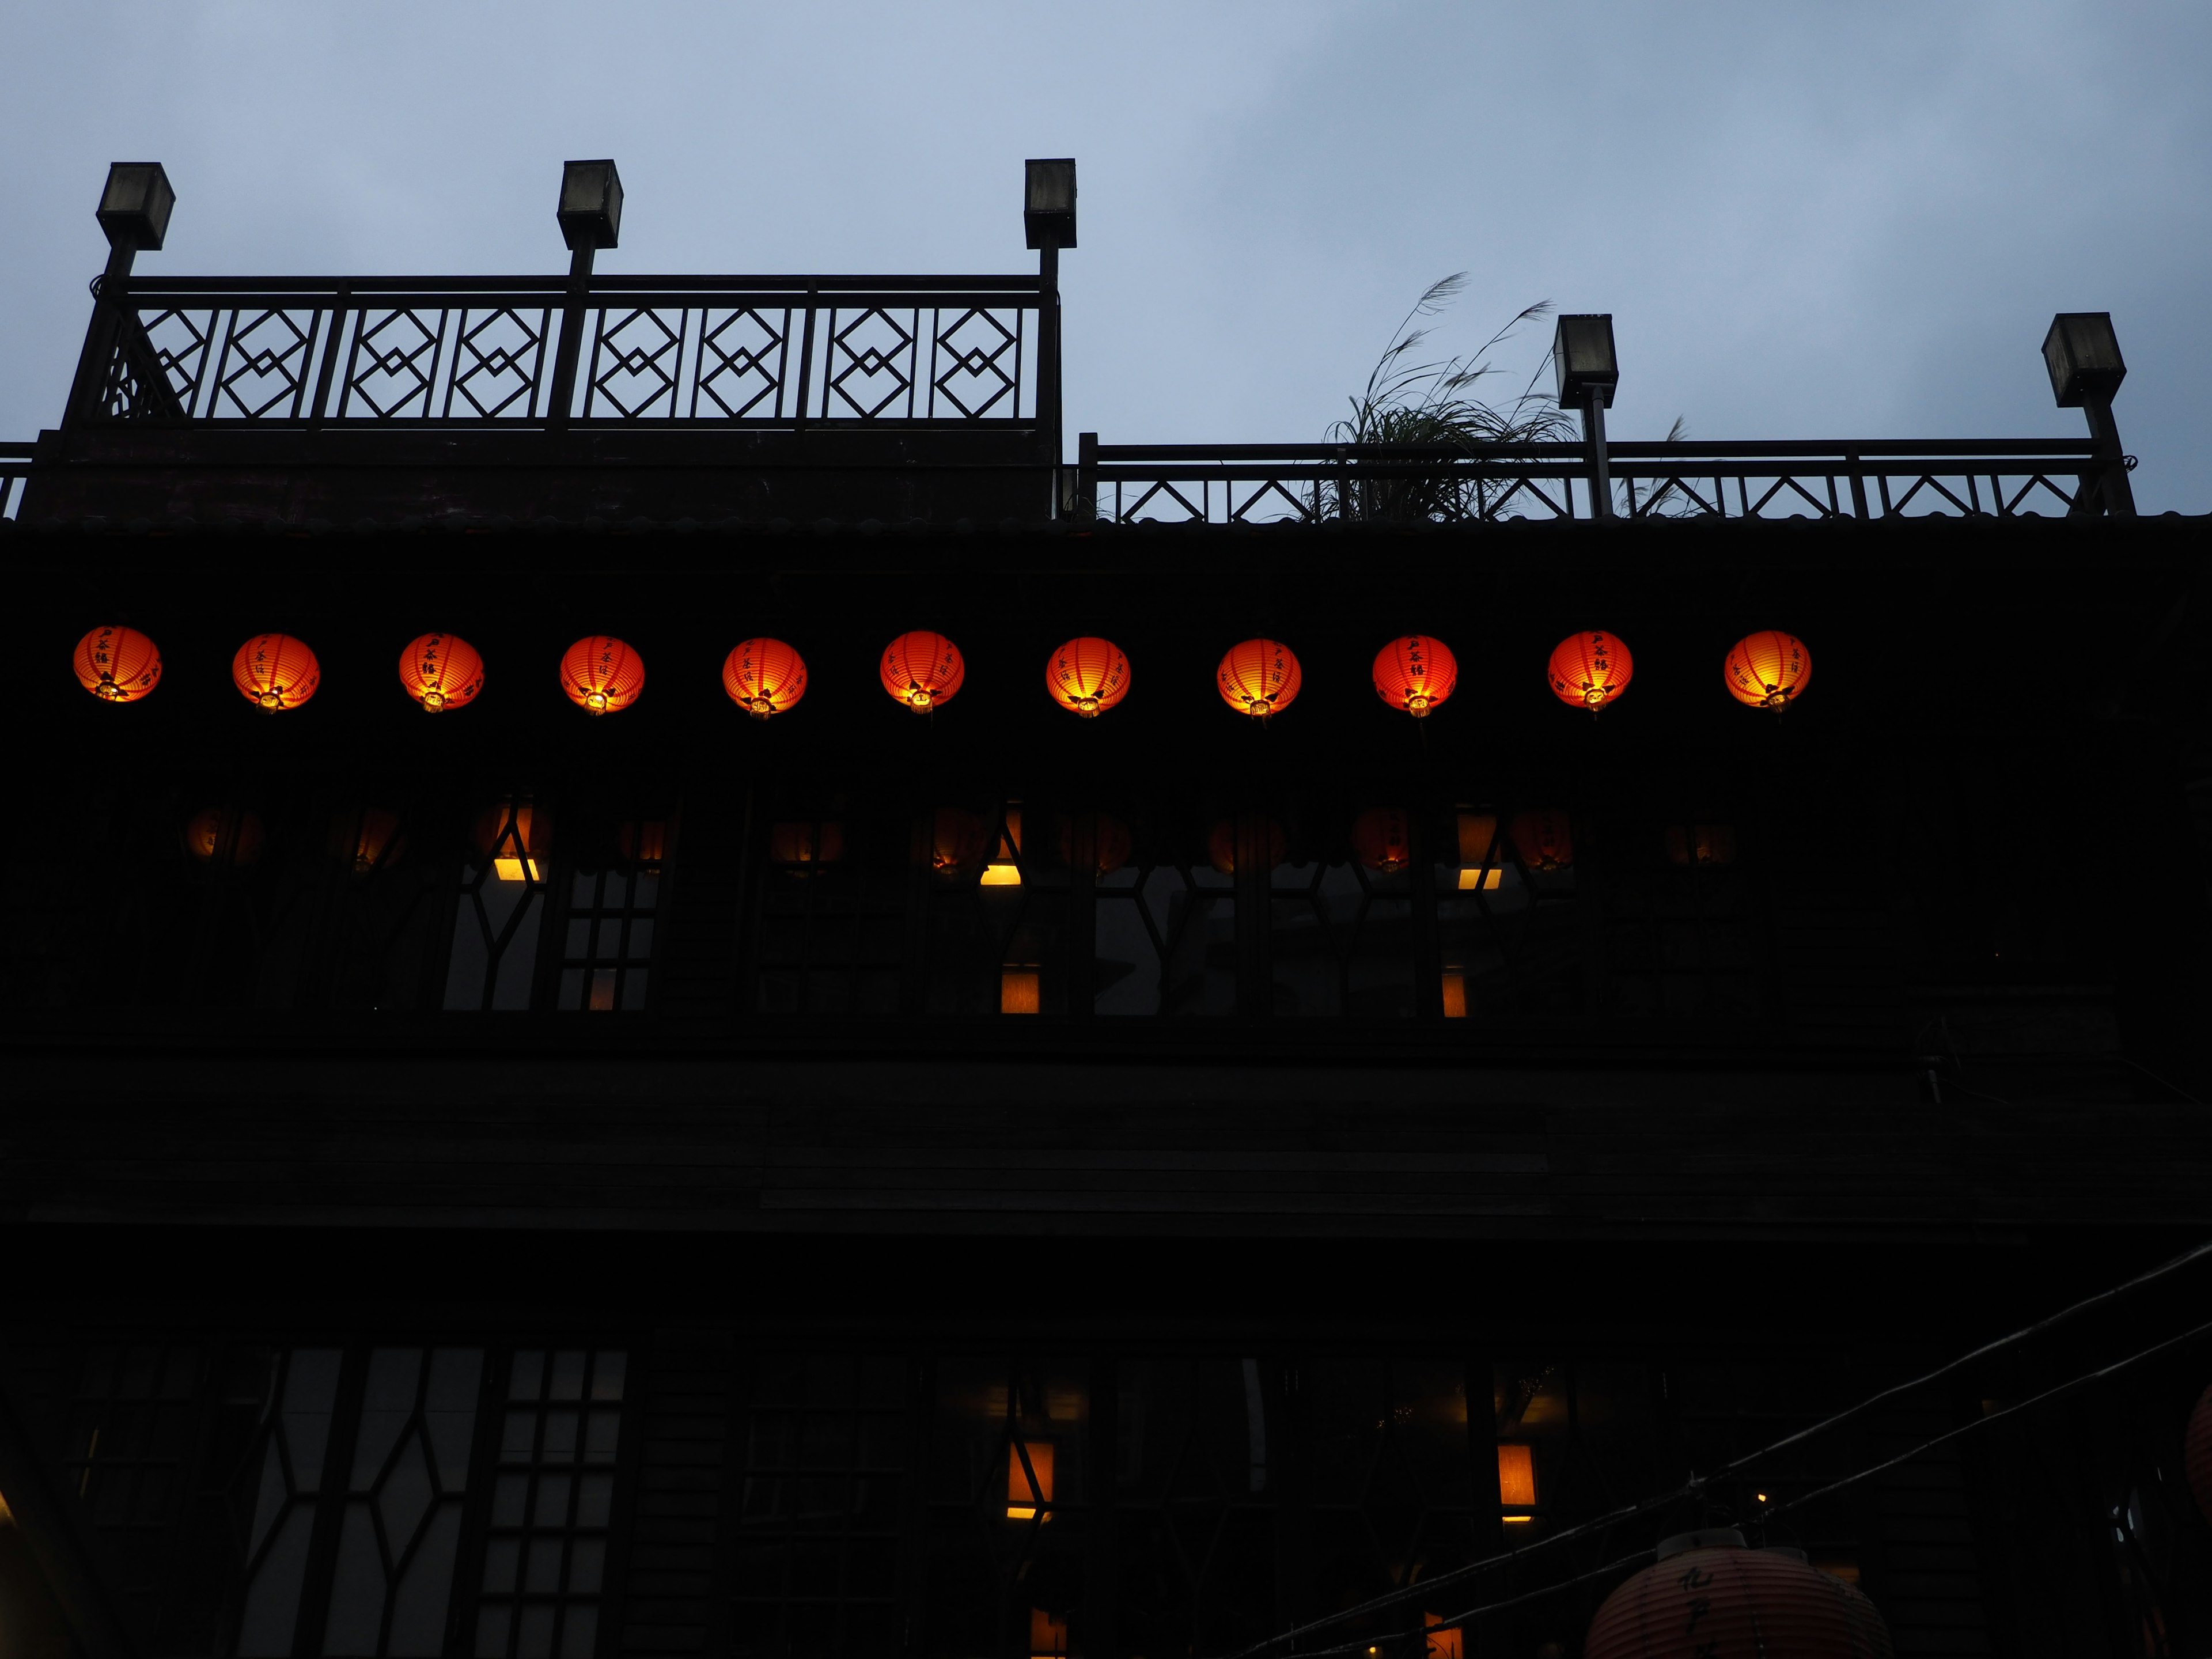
[556,821,665,1012]
[446,798,550,1011]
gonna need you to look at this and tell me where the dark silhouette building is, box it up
[3,159,2210,1659]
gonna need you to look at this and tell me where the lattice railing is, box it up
[78,274,1047,428]
[1081,438,2115,523]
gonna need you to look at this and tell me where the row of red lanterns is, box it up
[70,626,1813,717]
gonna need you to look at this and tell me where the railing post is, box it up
[1847,457,1870,519]
[2080,392,2137,517]
[1076,430,1099,523]
[546,243,595,430]
[1582,391,1613,520]
[1039,246,1062,516]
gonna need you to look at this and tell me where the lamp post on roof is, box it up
[1554,313,1619,520]
[1025,158,1075,516]
[548,159,623,432]
[2042,312,2136,517]
[66,163,181,429]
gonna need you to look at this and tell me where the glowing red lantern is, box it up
[927,808,988,879]
[561,635,645,715]
[74,625,161,702]
[233,634,320,712]
[724,637,806,718]
[398,632,484,713]
[2188,1385,2212,1523]
[330,806,404,877]
[1046,637,1131,717]
[1351,808,1414,873]
[881,631,964,711]
[1547,630,1632,712]
[1057,814,1133,876]
[1584,1531,1892,1659]
[1372,636,1457,718]
[1206,817,1287,874]
[184,806,266,866]
[1724,630,1812,710]
[1511,809,1573,872]
[1218,639,1301,717]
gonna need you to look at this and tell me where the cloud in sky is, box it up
[2,1,2204,508]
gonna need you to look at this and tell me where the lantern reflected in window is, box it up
[329,806,403,877]
[398,632,484,713]
[1512,809,1574,873]
[560,635,644,715]
[929,808,989,881]
[1057,813,1132,877]
[234,634,320,712]
[1218,638,1301,718]
[474,800,543,882]
[1547,630,1632,713]
[1724,631,1810,710]
[770,820,844,865]
[1046,637,1130,717]
[724,637,806,718]
[1001,968,1042,1016]
[1664,823,1737,866]
[1007,1441,1054,1516]
[184,806,265,866]
[74,625,162,702]
[1207,817,1287,875]
[1498,1443,1536,1517]
[882,631,964,711]
[1352,808,1414,874]
[1373,635,1458,718]
[981,806,1024,885]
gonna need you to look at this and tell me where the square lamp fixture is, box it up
[558,159,624,252]
[97,162,176,253]
[2041,312,2126,408]
[1553,313,1618,410]
[1025,158,1077,251]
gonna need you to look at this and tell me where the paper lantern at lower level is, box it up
[1046,637,1131,717]
[724,638,807,718]
[185,806,265,866]
[882,631,964,711]
[399,633,484,713]
[1548,630,1633,712]
[927,808,989,880]
[2188,1385,2212,1524]
[1352,808,1414,873]
[1725,630,1812,710]
[1373,636,1458,717]
[562,636,645,715]
[1207,817,1287,875]
[1057,813,1133,876]
[1218,639,1301,717]
[1584,1532,1892,1659]
[234,634,320,712]
[770,820,844,865]
[74,625,162,702]
[1511,809,1574,873]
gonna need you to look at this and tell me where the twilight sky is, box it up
[2,1,2206,511]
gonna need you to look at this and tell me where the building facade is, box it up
[3,160,2211,1659]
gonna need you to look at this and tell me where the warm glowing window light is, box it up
[1424,1613,1464,1659]
[1001,968,1041,1014]
[1441,972,1468,1020]
[982,806,1023,885]
[1030,1609,1069,1659]
[1007,1442,1054,1516]
[1498,1443,1536,1516]
[1456,811,1503,889]
[478,801,541,882]
[1457,869,1503,891]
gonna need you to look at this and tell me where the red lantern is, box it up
[1351,808,1414,873]
[770,820,845,865]
[330,806,404,876]
[184,806,266,866]
[1548,630,1633,712]
[1046,637,1131,717]
[233,634,320,712]
[724,638,806,718]
[1057,814,1133,876]
[1511,809,1573,872]
[398,632,484,713]
[74,625,162,702]
[1218,639,1301,717]
[1206,817,1287,875]
[882,631,964,711]
[1584,1531,1892,1659]
[1372,636,1457,717]
[2188,1384,2212,1523]
[1724,630,1812,710]
[927,808,988,879]
[560,636,644,715]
